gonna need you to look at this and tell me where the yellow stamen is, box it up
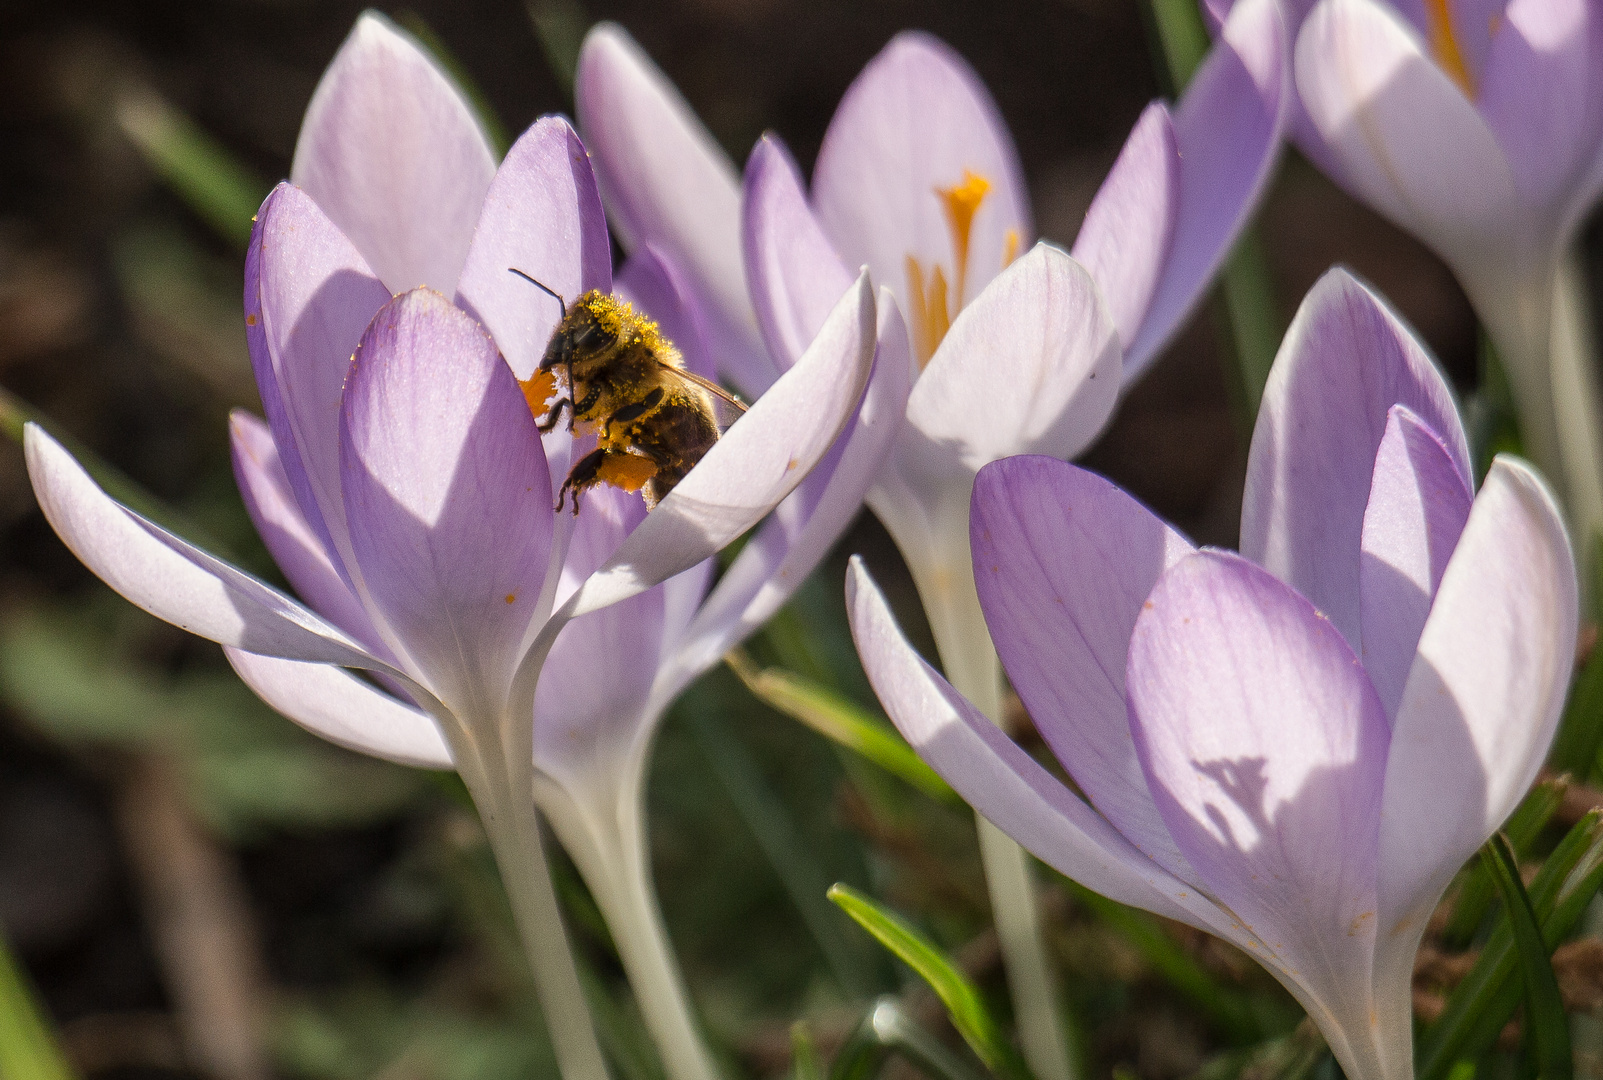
[1002,228,1021,270]
[904,255,953,369]
[936,170,991,309]
[1425,0,1475,97]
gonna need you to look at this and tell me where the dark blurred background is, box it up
[0,1,1528,1078]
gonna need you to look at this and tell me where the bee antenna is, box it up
[508,268,567,317]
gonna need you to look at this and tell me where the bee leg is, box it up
[558,447,609,515]
[537,397,573,433]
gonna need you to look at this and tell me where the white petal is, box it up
[225,647,453,770]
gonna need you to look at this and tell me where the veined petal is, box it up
[224,647,453,770]
[229,410,386,656]
[574,23,775,395]
[1295,0,1521,262]
[339,288,554,713]
[1358,405,1472,721]
[846,557,1224,928]
[971,457,1198,886]
[251,183,391,586]
[1123,0,1290,380]
[560,272,877,619]
[1477,0,1603,210]
[907,244,1120,477]
[537,485,665,781]
[26,424,383,671]
[615,246,714,381]
[812,32,1031,319]
[455,116,614,382]
[1241,268,1467,653]
[290,11,496,295]
[1127,550,1389,1074]
[660,290,911,698]
[1070,104,1180,355]
[1378,457,1576,958]
[743,134,856,371]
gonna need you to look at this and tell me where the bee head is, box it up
[539,291,628,371]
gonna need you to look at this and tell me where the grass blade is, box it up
[828,884,1029,1080]
[0,928,77,1080]
[114,84,270,250]
[1445,778,1566,946]
[727,652,960,806]
[687,708,882,998]
[1480,834,1571,1080]
[1421,812,1603,1080]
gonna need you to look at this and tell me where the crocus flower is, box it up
[575,17,1285,1073]
[1210,0,1603,551]
[575,2,1286,394]
[25,14,879,1080]
[848,267,1578,1080]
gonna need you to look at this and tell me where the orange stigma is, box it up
[1425,0,1475,96]
[905,169,1012,368]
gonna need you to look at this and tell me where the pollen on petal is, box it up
[521,369,558,420]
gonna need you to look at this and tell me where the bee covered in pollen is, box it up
[511,270,747,513]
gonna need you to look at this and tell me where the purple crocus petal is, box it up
[537,484,665,778]
[615,246,713,381]
[661,291,912,698]
[971,456,1199,887]
[846,557,1223,927]
[1127,550,1389,1072]
[1358,406,1473,721]
[1123,0,1289,381]
[224,647,453,770]
[1478,0,1603,210]
[906,245,1120,478]
[229,410,387,657]
[1377,456,1576,958]
[811,32,1031,320]
[1385,0,1504,82]
[25,424,383,671]
[339,288,555,710]
[1294,0,1521,260]
[744,134,857,371]
[290,11,496,294]
[455,116,614,383]
[562,272,877,619]
[574,23,775,395]
[1240,268,1467,653]
[1070,104,1179,354]
[252,183,392,583]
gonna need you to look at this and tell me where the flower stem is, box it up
[1473,248,1603,603]
[919,548,1076,1080]
[455,741,613,1080]
[544,777,723,1080]
[1549,246,1603,601]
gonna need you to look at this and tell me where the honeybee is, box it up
[511,270,747,513]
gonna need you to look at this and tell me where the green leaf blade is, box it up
[1479,834,1571,1080]
[828,884,1029,1080]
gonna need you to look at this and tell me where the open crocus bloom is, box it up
[25,16,878,1076]
[576,0,1287,397]
[848,268,1578,1080]
[1210,0,1603,546]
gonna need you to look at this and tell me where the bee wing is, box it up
[661,364,749,430]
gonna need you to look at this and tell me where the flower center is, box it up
[1425,0,1475,97]
[904,169,1021,368]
